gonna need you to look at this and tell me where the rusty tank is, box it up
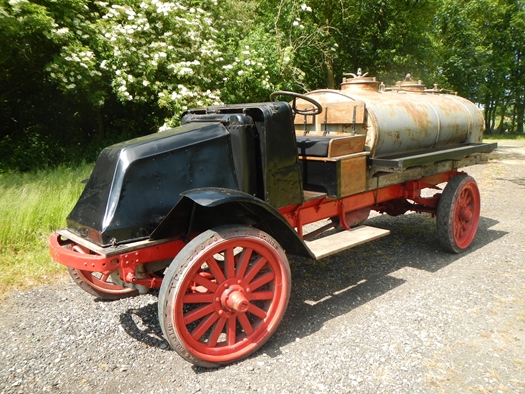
[293,70,484,158]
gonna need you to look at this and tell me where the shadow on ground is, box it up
[116,212,507,368]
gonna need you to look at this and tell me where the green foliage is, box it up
[0,163,93,293]
[341,0,439,83]
[434,0,525,134]
[1,0,524,174]
[483,133,525,140]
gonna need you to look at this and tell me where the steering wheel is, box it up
[270,91,323,116]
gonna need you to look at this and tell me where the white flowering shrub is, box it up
[44,0,225,126]
[2,0,321,165]
[99,1,224,126]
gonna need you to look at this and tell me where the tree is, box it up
[434,0,525,134]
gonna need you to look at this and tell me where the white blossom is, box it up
[55,27,70,35]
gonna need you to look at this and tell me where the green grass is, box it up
[484,133,525,140]
[0,163,93,296]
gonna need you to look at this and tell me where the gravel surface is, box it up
[1,140,524,394]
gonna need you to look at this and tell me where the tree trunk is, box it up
[516,102,524,134]
[496,103,506,133]
[326,57,336,90]
[484,101,496,133]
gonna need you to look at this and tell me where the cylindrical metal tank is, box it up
[300,74,484,158]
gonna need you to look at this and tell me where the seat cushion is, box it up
[296,136,334,157]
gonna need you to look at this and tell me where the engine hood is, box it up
[66,122,238,246]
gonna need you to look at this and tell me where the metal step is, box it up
[304,225,390,260]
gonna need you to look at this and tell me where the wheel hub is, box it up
[216,282,250,314]
[222,288,249,312]
[460,206,472,222]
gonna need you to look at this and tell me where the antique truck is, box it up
[49,71,496,367]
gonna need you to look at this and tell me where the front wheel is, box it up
[436,174,481,253]
[158,225,291,368]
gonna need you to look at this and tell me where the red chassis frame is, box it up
[49,170,458,289]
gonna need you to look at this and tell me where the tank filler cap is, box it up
[392,74,426,92]
[341,68,379,91]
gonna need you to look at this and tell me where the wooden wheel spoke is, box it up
[237,312,254,336]
[455,223,463,238]
[227,316,237,346]
[247,303,268,319]
[248,271,275,292]
[248,290,274,301]
[191,311,220,341]
[236,248,253,278]
[206,257,226,283]
[461,194,471,207]
[183,293,215,304]
[244,256,267,283]
[225,247,236,279]
[192,272,219,292]
[183,303,215,325]
[208,317,228,347]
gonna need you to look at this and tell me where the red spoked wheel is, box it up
[158,225,291,368]
[436,174,481,253]
[67,245,139,300]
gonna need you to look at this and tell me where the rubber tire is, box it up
[158,225,291,368]
[436,174,481,253]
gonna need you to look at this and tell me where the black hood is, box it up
[66,122,238,246]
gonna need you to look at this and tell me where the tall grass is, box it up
[0,164,93,296]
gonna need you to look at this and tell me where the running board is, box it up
[304,225,390,260]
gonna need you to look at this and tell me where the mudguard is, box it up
[150,187,313,258]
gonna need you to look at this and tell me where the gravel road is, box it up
[1,140,524,394]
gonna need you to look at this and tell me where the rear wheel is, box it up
[436,174,481,253]
[158,225,291,368]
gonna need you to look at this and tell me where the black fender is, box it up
[150,187,313,258]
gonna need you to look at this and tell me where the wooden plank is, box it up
[339,155,367,196]
[303,190,327,202]
[293,101,366,125]
[325,101,366,124]
[305,225,390,260]
[327,135,366,157]
[293,114,315,125]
